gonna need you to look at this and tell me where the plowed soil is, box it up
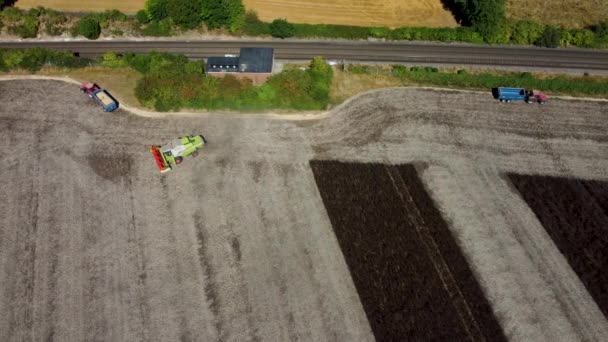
[310,161,507,341]
[2,79,608,341]
[508,174,608,320]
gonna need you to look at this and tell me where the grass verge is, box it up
[2,66,142,108]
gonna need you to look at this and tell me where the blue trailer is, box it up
[494,87,548,104]
[80,83,119,112]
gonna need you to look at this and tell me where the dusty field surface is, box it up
[1,80,608,341]
[242,0,457,28]
[508,175,608,320]
[15,0,145,14]
[310,161,506,341]
[506,0,608,28]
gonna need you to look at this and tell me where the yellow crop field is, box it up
[243,0,457,28]
[17,0,457,28]
[16,0,145,13]
[506,0,608,28]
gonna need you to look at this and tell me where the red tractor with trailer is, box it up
[80,83,119,112]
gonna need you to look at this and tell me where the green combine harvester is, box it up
[150,135,206,173]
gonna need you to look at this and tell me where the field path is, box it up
[0,79,607,341]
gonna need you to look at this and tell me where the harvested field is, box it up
[15,0,458,27]
[243,0,458,28]
[508,174,608,320]
[506,0,608,28]
[1,79,608,341]
[310,161,507,341]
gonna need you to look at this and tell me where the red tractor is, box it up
[525,90,548,104]
[80,82,119,112]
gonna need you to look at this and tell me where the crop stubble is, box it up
[508,174,608,320]
[310,160,506,341]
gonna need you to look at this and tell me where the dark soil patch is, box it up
[508,174,608,320]
[87,154,133,182]
[310,160,506,341]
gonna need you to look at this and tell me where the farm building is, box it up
[206,47,274,85]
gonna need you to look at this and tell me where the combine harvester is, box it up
[494,87,548,104]
[150,135,206,173]
[80,83,119,112]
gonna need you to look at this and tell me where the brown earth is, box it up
[310,161,507,341]
[1,79,608,341]
[508,174,608,320]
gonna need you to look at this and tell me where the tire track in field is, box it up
[159,176,194,342]
[126,178,151,342]
[273,162,337,340]
[192,213,225,342]
[8,130,44,341]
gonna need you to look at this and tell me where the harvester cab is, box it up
[150,135,206,173]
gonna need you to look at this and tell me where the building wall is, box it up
[207,72,272,85]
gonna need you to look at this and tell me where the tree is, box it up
[201,0,229,29]
[145,0,169,21]
[78,16,101,40]
[225,0,245,32]
[167,0,202,29]
[535,26,561,48]
[454,0,505,41]
[136,10,151,24]
[270,18,294,38]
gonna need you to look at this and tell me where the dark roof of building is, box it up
[205,48,274,74]
[206,57,240,73]
[238,47,273,73]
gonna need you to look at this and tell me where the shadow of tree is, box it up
[1,0,19,10]
[440,0,471,26]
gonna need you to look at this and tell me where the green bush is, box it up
[369,26,390,39]
[145,0,169,21]
[9,16,39,38]
[561,29,594,48]
[136,9,151,24]
[535,26,562,48]
[78,16,101,39]
[102,9,128,22]
[225,0,245,32]
[307,57,333,104]
[45,22,64,36]
[293,23,369,39]
[240,10,270,36]
[510,20,544,45]
[167,0,202,29]
[349,65,370,74]
[1,7,23,22]
[270,18,294,38]
[592,21,608,47]
[101,52,129,67]
[392,65,409,77]
[141,19,172,36]
[0,48,91,72]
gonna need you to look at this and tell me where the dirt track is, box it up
[1,80,608,341]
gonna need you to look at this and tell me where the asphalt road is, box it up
[1,40,608,71]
